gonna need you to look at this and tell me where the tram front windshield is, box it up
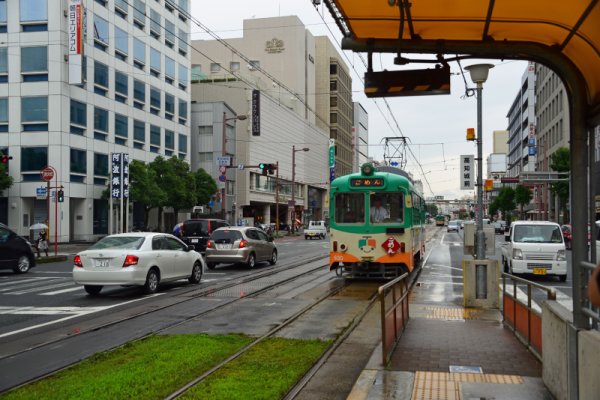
[334,192,404,224]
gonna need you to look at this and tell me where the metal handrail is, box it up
[379,272,410,365]
[580,261,600,329]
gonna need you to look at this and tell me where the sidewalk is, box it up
[347,234,552,400]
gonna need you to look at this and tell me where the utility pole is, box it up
[221,112,227,222]
[291,145,296,234]
[275,161,279,236]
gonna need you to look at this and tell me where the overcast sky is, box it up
[190,1,528,200]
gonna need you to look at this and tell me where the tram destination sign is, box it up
[350,178,384,188]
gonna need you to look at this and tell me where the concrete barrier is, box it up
[578,329,600,400]
[542,301,571,400]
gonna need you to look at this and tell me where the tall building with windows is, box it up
[0,0,191,241]
[353,102,368,172]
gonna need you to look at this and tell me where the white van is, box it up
[501,221,567,281]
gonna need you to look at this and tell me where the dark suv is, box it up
[0,223,36,274]
[179,219,229,253]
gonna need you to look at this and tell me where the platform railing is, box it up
[379,272,409,365]
[501,272,556,360]
[580,261,600,330]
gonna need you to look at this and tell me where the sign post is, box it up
[329,139,336,182]
[460,155,474,190]
[40,166,58,255]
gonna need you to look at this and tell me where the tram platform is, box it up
[347,258,552,399]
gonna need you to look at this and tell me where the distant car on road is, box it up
[447,220,460,233]
[72,233,204,295]
[0,223,36,274]
[305,220,327,240]
[494,220,507,234]
[179,219,229,253]
[205,227,277,269]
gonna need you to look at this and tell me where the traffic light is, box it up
[1,155,11,164]
[259,163,276,175]
[57,189,64,203]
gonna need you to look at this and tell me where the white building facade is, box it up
[0,0,191,241]
[353,102,368,172]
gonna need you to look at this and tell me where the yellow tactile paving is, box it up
[412,371,524,399]
[420,306,482,320]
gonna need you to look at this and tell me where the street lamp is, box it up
[291,145,310,234]
[221,113,247,223]
[465,63,494,299]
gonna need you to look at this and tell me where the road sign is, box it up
[329,167,335,182]
[36,187,47,200]
[218,175,226,182]
[219,165,227,174]
[287,200,296,209]
[500,177,519,183]
[382,237,401,255]
[238,164,245,170]
[216,156,231,166]
[40,167,54,181]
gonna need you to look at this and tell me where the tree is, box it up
[426,203,438,217]
[165,156,197,219]
[0,163,13,196]
[550,147,570,223]
[129,160,167,229]
[488,198,499,218]
[149,156,177,231]
[515,185,533,220]
[496,187,516,223]
[193,168,218,206]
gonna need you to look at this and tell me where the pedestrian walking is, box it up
[36,230,49,258]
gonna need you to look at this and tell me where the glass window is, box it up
[0,48,6,74]
[134,120,145,142]
[22,97,48,122]
[179,99,187,120]
[70,100,86,126]
[115,114,128,138]
[513,224,563,243]
[369,193,403,224]
[178,28,187,53]
[165,93,174,115]
[191,65,202,81]
[115,0,127,12]
[21,147,47,171]
[133,0,145,24]
[70,149,87,174]
[134,80,145,103]
[150,87,160,109]
[21,0,47,21]
[165,57,175,77]
[150,8,160,34]
[94,61,108,88]
[115,71,128,96]
[94,15,109,44]
[94,153,108,176]
[178,0,189,12]
[179,64,188,87]
[133,38,145,63]
[0,1,6,24]
[150,125,160,146]
[165,20,175,44]
[94,107,108,133]
[178,134,187,153]
[230,62,240,72]
[334,193,364,224]
[210,63,220,73]
[150,48,161,72]
[21,47,47,72]
[115,27,128,55]
[0,97,7,123]
[165,130,174,149]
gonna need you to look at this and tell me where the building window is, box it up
[165,20,175,48]
[94,15,109,51]
[150,125,160,153]
[20,0,47,31]
[178,0,189,20]
[178,28,187,55]
[134,119,145,147]
[94,61,109,96]
[150,86,161,115]
[150,48,161,77]
[165,57,175,84]
[133,80,145,110]
[165,129,174,150]
[330,64,338,75]
[330,96,337,107]
[178,99,187,124]
[115,114,128,146]
[249,60,260,70]
[133,38,146,70]
[150,8,161,38]
[165,0,175,12]
[93,199,108,234]
[198,152,212,162]
[178,64,188,90]
[94,107,108,141]
[191,65,202,82]
[330,80,337,91]
[178,134,187,157]
[94,153,109,180]
[115,27,128,61]
[210,63,220,73]
[21,147,48,178]
[70,100,87,135]
[21,46,48,82]
[22,96,48,131]
[165,93,174,120]
[230,62,240,72]
[133,0,146,29]
[0,97,7,132]
[70,148,87,183]
[330,112,337,123]
[115,0,128,18]
[0,48,6,83]
[0,0,6,33]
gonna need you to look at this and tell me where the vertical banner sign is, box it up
[329,139,336,182]
[122,154,129,199]
[460,155,474,190]
[251,90,260,136]
[111,153,122,199]
[68,0,84,85]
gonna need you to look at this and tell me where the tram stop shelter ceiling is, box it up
[326,0,600,121]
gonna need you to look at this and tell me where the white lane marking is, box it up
[6,281,74,295]
[427,263,463,272]
[204,272,226,275]
[40,286,83,296]
[0,277,57,288]
[417,281,464,286]
[30,271,73,274]
[0,294,163,339]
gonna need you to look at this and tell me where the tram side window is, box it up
[335,193,364,224]
[370,193,403,224]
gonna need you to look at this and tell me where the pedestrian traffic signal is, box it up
[259,163,276,175]
[57,189,64,203]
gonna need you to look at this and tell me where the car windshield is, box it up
[89,236,145,250]
[513,225,563,243]
[449,221,458,226]
[184,220,209,236]
[211,230,243,243]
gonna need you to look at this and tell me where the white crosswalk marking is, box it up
[6,281,75,295]
[40,286,83,296]
[0,277,56,289]
[0,278,60,292]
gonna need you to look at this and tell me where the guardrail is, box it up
[580,261,600,330]
[379,272,409,365]
[501,272,556,360]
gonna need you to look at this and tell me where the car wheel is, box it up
[143,269,160,294]
[247,253,256,269]
[558,274,567,282]
[13,255,31,274]
[206,262,216,270]
[189,261,202,284]
[269,250,277,265]
[84,285,103,296]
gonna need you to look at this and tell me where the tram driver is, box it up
[370,196,390,223]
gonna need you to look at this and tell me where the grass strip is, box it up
[3,334,252,400]
[182,337,331,400]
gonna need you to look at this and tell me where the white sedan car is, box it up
[73,233,205,295]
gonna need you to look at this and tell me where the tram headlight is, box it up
[340,243,347,252]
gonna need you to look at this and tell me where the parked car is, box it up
[495,220,507,234]
[179,219,229,253]
[72,233,204,295]
[304,220,327,240]
[205,227,277,269]
[447,220,460,233]
[501,221,566,281]
[0,223,36,274]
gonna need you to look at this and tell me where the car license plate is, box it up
[190,239,199,243]
[533,267,547,275]
[218,244,231,250]
[95,259,109,268]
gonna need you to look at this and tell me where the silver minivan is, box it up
[205,227,277,269]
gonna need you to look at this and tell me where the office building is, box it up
[353,102,368,172]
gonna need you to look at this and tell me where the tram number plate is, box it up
[532,268,547,275]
